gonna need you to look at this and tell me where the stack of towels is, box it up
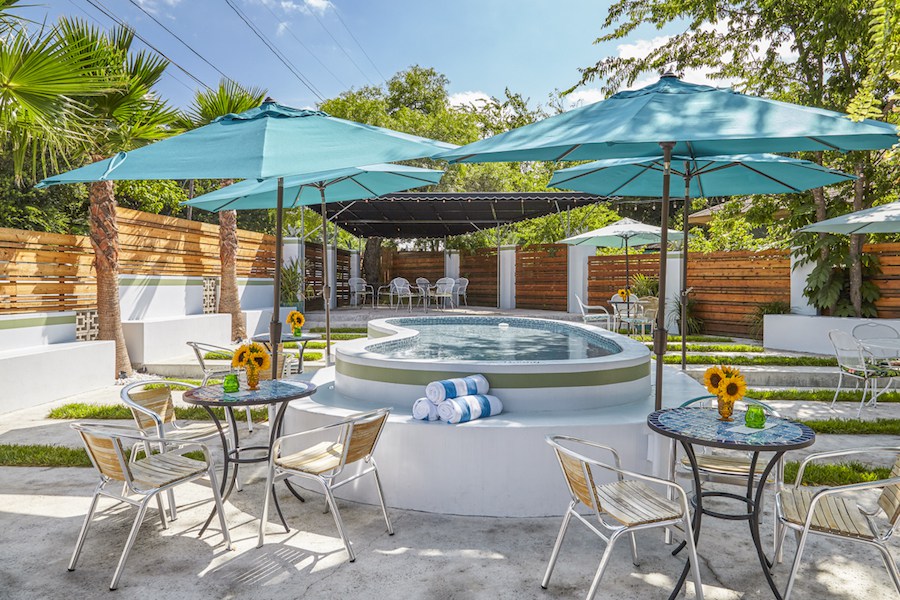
[412,374,503,424]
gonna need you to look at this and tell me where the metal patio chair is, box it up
[391,277,414,311]
[829,329,899,417]
[774,447,900,599]
[453,277,469,307]
[258,408,394,561]
[348,277,375,308]
[609,293,641,333]
[575,295,613,330]
[187,341,254,432]
[415,277,433,309]
[853,321,900,361]
[542,435,703,600]
[433,277,456,309]
[68,423,231,591]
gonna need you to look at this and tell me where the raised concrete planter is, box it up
[0,312,77,347]
[122,314,231,367]
[119,275,204,319]
[0,341,115,413]
[764,314,900,355]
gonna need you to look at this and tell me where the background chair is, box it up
[258,408,393,561]
[775,446,900,599]
[575,295,613,330]
[542,435,703,600]
[829,329,899,417]
[433,277,456,309]
[453,277,469,307]
[68,423,231,591]
[187,341,254,432]
[853,321,900,361]
[391,278,414,311]
[348,277,375,308]
[609,293,641,333]
[415,277,432,309]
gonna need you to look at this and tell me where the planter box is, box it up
[763,314,900,354]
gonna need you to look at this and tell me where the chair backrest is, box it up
[454,277,469,292]
[391,277,411,294]
[73,424,130,482]
[340,408,390,465]
[121,382,181,430]
[258,353,296,381]
[415,277,430,288]
[828,329,868,372]
[878,455,900,526]
[348,277,368,292]
[852,322,900,341]
[575,295,590,317]
[435,277,455,294]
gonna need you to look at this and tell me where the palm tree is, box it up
[178,80,267,342]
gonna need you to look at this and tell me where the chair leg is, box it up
[629,532,639,566]
[831,373,844,410]
[322,482,355,562]
[858,379,870,418]
[246,407,253,433]
[683,517,704,600]
[585,530,621,600]
[783,528,812,600]
[257,464,277,548]
[875,543,900,595]
[167,488,178,521]
[371,463,393,535]
[109,496,151,590]
[541,502,575,589]
[156,494,168,530]
[773,520,789,567]
[207,467,232,550]
[68,485,103,571]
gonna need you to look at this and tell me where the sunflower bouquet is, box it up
[231,342,271,390]
[703,365,747,422]
[617,288,630,301]
[287,310,305,335]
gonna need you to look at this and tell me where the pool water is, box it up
[370,317,620,361]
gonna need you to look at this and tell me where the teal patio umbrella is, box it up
[438,73,898,412]
[184,163,445,361]
[38,100,455,378]
[551,154,855,367]
[797,201,900,235]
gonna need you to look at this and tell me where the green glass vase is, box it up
[745,405,767,429]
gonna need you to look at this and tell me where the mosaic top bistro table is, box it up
[182,379,317,533]
[647,407,816,600]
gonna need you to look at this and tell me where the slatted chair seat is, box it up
[275,441,343,475]
[130,453,209,489]
[160,422,222,441]
[681,454,769,476]
[595,480,682,527]
[778,487,874,539]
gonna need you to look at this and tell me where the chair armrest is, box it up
[582,304,611,314]
[272,408,392,457]
[794,446,900,487]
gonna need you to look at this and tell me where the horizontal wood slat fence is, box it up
[380,250,444,285]
[587,254,660,307]
[865,242,900,318]
[460,249,498,306]
[516,244,567,311]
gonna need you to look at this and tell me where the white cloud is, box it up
[135,0,181,13]
[448,90,491,109]
[564,88,604,109]
[279,0,332,14]
[616,35,671,60]
[276,21,289,36]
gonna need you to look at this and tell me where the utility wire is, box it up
[78,0,212,90]
[258,1,348,89]
[308,8,375,85]
[332,6,387,83]
[126,0,238,87]
[224,0,325,101]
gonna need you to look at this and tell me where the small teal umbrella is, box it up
[797,202,900,235]
[437,73,896,412]
[185,163,445,358]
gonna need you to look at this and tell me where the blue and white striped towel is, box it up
[412,397,439,421]
[425,374,489,405]
[436,394,503,424]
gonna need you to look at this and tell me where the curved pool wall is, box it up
[334,316,651,412]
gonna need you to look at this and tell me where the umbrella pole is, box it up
[270,177,285,380]
[682,167,690,370]
[320,187,332,366]
[654,142,675,411]
[625,237,631,321]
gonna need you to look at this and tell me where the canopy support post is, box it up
[270,177,285,380]
[320,187,332,366]
[654,142,675,411]
[681,164,691,370]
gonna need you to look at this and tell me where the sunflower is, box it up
[703,366,725,395]
[231,345,251,368]
[617,288,628,300]
[287,310,305,328]
[720,365,740,378]
[248,351,272,371]
[718,374,747,403]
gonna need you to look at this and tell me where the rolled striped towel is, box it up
[437,394,503,424]
[425,374,490,405]
[412,397,439,421]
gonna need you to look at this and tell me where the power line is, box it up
[258,1,348,89]
[332,6,387,83]
[224,0,325,101]
[78,0,213,90]
[308,8,375,85]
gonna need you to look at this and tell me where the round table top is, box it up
[647,407,816,452]
[183,379,317,407]
[859,337,900,352]
[251,332,322,344]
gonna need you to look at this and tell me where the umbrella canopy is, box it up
[549,154,855,197]
[37,101,455,185]
[797,202,900,235]
[437,73,897,413]
[438,75,898,163]
[184,163,444,211]
[560,218,683,247]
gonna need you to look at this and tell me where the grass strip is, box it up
[309,327,367,334]
[0,444,205,468]
[796,418,900,435]
[746,388,900,404]
[647,343,764,353]
[48,403,270,422]
[784,461,892,486]
[204,350,322,361]
[634,335,734,343]
[663,355,837,367]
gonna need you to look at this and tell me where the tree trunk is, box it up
[88,172,132,378]
[218,208,246,341]
[810,152,830,264]
[848,160,867,317]
[363,237,383,285]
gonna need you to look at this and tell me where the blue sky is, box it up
[25,0,692,110]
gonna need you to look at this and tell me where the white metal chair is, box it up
[575,295,613,330]
[391,277,414,311]
[853,321,900,361]
[542,435,704,600]
[348,277,375,308]
[415,277,432,309]
[68,423,231,590]
[774,447,900,599]
[258,408,394,561]
[453,277,469,306]
[433,277,456,309]
[829,329,899,417]
[609,293,641,332]
[187,341,254,432]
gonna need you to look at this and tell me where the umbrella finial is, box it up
[660,69,678,79]
[262,96,277,104]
